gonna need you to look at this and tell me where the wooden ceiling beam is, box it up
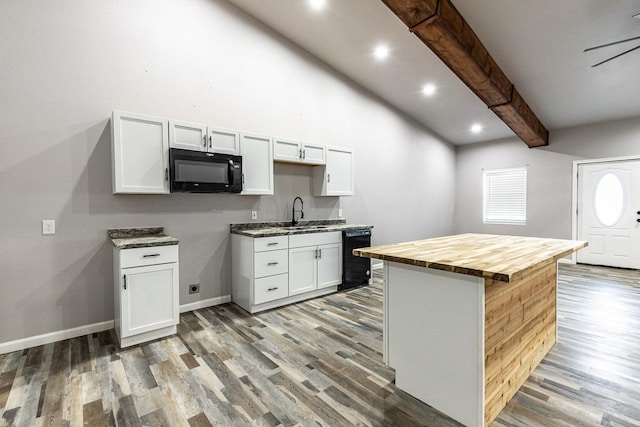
[381,0,549,148]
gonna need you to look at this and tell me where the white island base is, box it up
[383,258,561,427]
[384,262,486,426]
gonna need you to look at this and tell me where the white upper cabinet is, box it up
[169,120,239,155]
[240,133,274,195]
[301,143,326,165]
[274,138,326,165]
[313,146,354,196]
[208,127,240,155]
[169,120,207,151]
[112,110,169,194]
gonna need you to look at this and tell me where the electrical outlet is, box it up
[189,283,200,294]
[251,210,258,220]
[338,209,343,218]
[42,220,56,235]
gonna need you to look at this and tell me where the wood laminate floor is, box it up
[0,263,639,426]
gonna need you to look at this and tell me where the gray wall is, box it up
[454,117,640,238]
[0,0,455,343]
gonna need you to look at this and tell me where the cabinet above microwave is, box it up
[169,120,240,156]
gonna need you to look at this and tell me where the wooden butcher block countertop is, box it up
[353,233,587,283]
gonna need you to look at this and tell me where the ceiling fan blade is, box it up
[584,35,640,52]
[591,44,640,67]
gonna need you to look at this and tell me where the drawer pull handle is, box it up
[143,253,161,258]
[267,242,279,246]
[267,262,279,266]
[123,274,127,290]
[267,287,279,291]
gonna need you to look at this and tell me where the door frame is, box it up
[571,154,640,264]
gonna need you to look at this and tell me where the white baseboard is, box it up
[179,295,231,313]
[0,295,232,355]
[0,320,114,355]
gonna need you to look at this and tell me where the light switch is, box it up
[42,220,56,235]
[338,209,343,218]
[251,210,258,220]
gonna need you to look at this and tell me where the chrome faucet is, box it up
[292,196,304,226]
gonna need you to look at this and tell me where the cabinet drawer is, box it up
[254,249,288,278]
[289,231,341,248]
[254,274,288,305]
[120,245,179,269]
[254,235,288,252]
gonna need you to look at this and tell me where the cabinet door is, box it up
[120,263,178,338]
[301,143,326,165]
[240,133,274,195]
[289,246,317,296]
[317,242,342,289]
[208,127,240,155]
[112,111,169,194]
[326,147,354,196]
[169,120,207,151]
[274,138,302,163]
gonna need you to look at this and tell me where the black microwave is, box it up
[169,148,242,193]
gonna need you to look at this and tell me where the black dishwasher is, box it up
[340,228,372,291]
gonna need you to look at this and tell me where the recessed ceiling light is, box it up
[470,123,483,133]
[421,83,436,96]
[308,0,326,11]
[373,44,390,61]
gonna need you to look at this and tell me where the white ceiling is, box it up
[227,0,640,145]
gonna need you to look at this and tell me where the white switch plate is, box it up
[338,209,343,218]
[251,210,258,220]
[42,219,56,235]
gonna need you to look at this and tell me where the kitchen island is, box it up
[353,233,587,427]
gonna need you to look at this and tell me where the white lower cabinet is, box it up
[232,231,342,314]
[113,245,179,347]
[289,246,317,296]
[289,233,342,295]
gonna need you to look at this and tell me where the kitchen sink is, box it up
[278,225,332,231]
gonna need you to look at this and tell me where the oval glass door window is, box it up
[594,173,625,226]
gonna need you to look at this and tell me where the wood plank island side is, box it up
[354,233,587,427]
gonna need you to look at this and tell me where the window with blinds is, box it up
[483,167,527,225]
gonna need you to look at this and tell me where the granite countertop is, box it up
[231,219,373,238]
[353,233,587,283]
[108,227,179,249]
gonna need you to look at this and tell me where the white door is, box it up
[240,133,274,195]
[301,143,326,165]
[112,111,169,194]
[326,147,354,195]
[289,246,317,296]
[577,159,640,268]
[169,120,207,151]
[121,263,178,338]
[208,127,240,155]
[317,242,342,289]
[273,138,302,162]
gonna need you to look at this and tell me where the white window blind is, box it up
[483,167,527,225]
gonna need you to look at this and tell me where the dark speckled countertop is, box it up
[108,227,179,249]
[230,219,373,238]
